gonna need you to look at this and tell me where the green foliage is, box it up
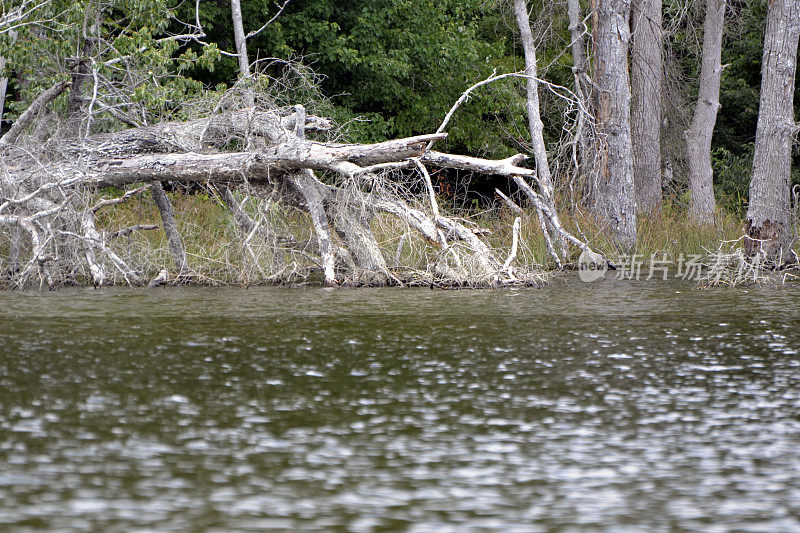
[3,0,798,213]
[2,0,220,127]
[711,144,754,215]
[178,0,529,156]
[717,0,766,153]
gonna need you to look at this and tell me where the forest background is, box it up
[0,0,797,286]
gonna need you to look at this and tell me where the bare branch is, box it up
[245,0,293,39]
[0,80,70,146]
[107,224,158,239]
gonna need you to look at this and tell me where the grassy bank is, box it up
[86,188,797,287]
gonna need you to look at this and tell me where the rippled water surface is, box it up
[1,277,800,531]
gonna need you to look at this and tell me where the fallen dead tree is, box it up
[0,81,606,289]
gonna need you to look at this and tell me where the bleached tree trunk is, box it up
[631,0,663,214]
[513,0,567,261]
[746,0,800,259]
[150,182,188,274]
[594,0,637,249]
[231,0,250,78]
[685,0,725,224]
[0,29,13,130]
[64,5,96,138]
[230,0,254,107]
[567,0,590,102]
[566,0,596,202]
[0,55,8,130]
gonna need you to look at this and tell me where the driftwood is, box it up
[0,86,602,288]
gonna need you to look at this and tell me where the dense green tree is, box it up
[2,0,798,214]
[0,0,220,131]
[182,0,529,155]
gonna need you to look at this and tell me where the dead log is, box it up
[331,187,391,285]
[150,182,188,274]
[422,151,540,186]
[287,170,336,284]
[15,133,448,189]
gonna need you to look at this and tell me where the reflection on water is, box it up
[1,277,799,531]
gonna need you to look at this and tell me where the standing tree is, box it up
[631,0,663,214]
[685,0,726,224]
[566,0,595,200]
[0,27,12,130]
[746,0,800,260]
[513,0,567,263]
[594,0,637,249]
[0,52,7,129]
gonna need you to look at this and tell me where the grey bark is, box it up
[0,80,70,146]
[594,0,637,249]
[35,133,447,188]
[230,0,250,78]
[422,152,536,180]
[685,0,725,224]
[64,5,96,138]
[512,0,555,201]
[230,0,254,107]
[567,0,590,104]
[0,29,12,130]
[0,55,8,130]
[513,0,567,261]
[566,0,594,188]
[149,182,188,274]
[746,0,800,259]
[631,0,663,214]
[288,170,336,284]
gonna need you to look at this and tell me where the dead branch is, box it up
[91,185,149,212]
[0,80,70,146]
[150,182,188,274]
[107,224,158,239]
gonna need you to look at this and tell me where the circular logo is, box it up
[578,250,607,282]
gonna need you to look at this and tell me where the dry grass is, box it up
[464,200,750,265]
[90,187,797,287]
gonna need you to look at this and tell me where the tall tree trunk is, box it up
[0,40,11,132]
[0,64,8,133]
[631,0,663,214]
[566,0,595,199]
[0,27,14,132]
[685,0,725,224]
[513,0,567,260]
[594,0,637,249]
[746,0,800,260]
[64,4,96,138]
[230,0,254,107]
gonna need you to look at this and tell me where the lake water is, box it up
[1,277,799,531]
